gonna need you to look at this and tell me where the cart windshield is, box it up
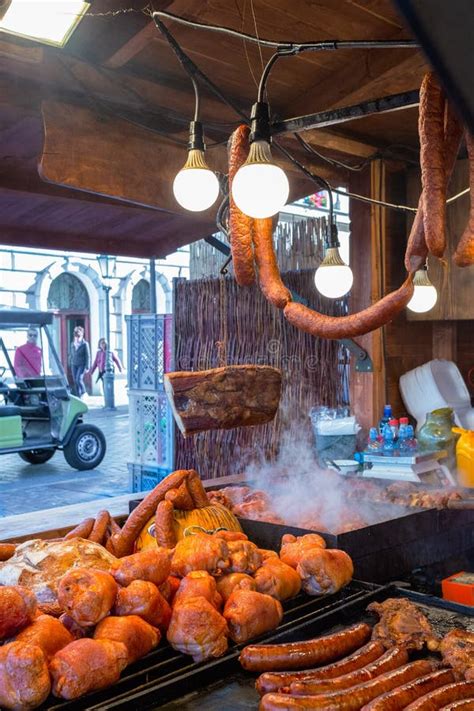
[0,324,65,387]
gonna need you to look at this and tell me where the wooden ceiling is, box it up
[0,0,428,258]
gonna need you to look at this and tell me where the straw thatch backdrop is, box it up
[190,216,335,279]
[173,267,349,480]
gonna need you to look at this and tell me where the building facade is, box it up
[0,245,189,396]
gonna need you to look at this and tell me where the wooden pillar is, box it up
[349,160,387,432]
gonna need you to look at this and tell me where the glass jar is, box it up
[418,407,456,470]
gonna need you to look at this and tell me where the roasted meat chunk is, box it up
[167,596,228,662]
[111,547,171,587]
[0,641,51,710]
[174,571,223,610]
[279,533,326,568]
[216,573,256,603]
[254,557,302,601]
[57,568,118,627]
[440,629,474,679]
[223,588,283,643]
[369,598,440,651]
[171,533,229,577]
[227,539,263,574]
[94,615,160,664]
[115,579,172,631]
[15,614,73,660]
[0,585,37,639]
[50,638,128,700]
[296,547,354,596]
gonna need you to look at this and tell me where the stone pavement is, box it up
[0,403,132,517]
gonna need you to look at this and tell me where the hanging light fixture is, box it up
[232,102,289,218]
[232,52,289,219]
[173,121,219,212]
[172,72,219,212]
[314,192,353,299]
[407,264,438,313]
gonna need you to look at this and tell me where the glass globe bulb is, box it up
[407,284,438,313]
[172,149,219,212]
[231,140,289,218]
[314,247,353,298]
[406,268,438,313]
[173,167,219,212]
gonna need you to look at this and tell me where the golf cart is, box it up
[0,309,106,470]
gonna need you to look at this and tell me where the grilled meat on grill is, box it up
[166,596,228,662]
[368,598,440,651]
[440,629,474,679]
[171,533,229,577]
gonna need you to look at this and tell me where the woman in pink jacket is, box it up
[89,338,123,384]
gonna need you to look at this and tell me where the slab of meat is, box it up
[440,629,474,680]
[368,598,440,651]
[167,596,228,662]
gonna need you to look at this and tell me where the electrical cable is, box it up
[151,10,419,53]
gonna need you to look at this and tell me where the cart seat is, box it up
[0,406,21,417]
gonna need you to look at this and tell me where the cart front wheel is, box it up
[63,424,106,470]
[19,449,55,465]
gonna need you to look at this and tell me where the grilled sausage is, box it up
[404,681,474,710]
[362,668,455,710]
[283,275,414,340]
[290,645,408,695]
[228,124,255,287]
[439,701,474,710]
[165,481,195,510]
[187,470,210,508]
[454,131,474,267]
[256,641,386,696]
[240,622,371,672]
[419,72,447,257]
[155,500,177,549]
[404,99,463,272]
[253,217,292,309]
[88,510,110,544]
[111,470,193,556]
[64,518,95,540]
[259,660,435,710]
[0,543,16,561]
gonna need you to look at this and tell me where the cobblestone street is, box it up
[0,403,132,517]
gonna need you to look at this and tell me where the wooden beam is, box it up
[287,50,426,118]
[103,21,157,69]
[432,322,457,361]
[302,128,377,158]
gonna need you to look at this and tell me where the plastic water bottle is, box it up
[378,404,393,435]
[398,424,409,453]
[382,423,396,456]
[367,427,382,452]
[405,424,418,452]
[389,419,399,439]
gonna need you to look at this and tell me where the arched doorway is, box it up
[48,273,91,383]
[131,278,151,314]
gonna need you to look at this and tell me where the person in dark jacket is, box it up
[69,326,90,398]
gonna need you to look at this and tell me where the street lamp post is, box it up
[97,254,117,410]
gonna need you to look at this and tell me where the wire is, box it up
[151,10,419,53]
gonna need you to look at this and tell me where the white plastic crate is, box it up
[126,314,172,391]
[128,389,173,474]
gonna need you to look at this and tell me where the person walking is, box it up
[69,326,90,398]
[89,338,123,391]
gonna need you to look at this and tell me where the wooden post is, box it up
[349,160,387,432]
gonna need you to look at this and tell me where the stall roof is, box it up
[0,0,428,258]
